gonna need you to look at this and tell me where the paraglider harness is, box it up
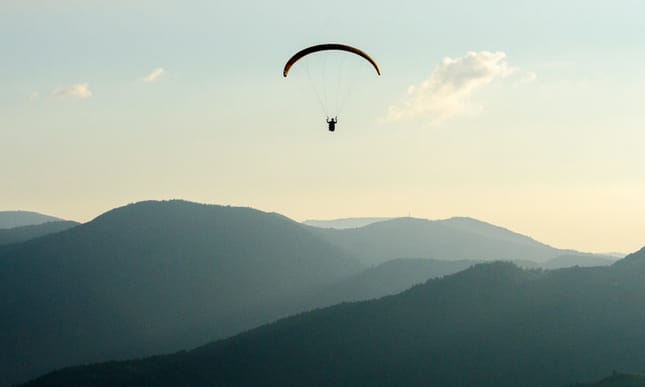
[326,116,338,132]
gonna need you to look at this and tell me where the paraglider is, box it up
[283,43,380,132]
[326,116,338,132]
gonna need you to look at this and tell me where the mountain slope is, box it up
[0,211,63,229]
[0,200,361,386]
[312,216,569,265]
[0,221,79,246]
[27,247,645,387]
[307,258,479,308]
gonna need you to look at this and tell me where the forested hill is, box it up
[24,246,645,387]
[0,200,361,386]
[570,370,645,386]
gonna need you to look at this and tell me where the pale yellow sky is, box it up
[2,1,644,255]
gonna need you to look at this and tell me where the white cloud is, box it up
[28,91,39,100]
[386,51,516,125]
[52,83,93,98]
[143,67,165,83]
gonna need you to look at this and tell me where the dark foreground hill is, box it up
[0,200,361,386]
[571,371,645,386]
[310,216,603,265]
[0,211,64,229]
[25,247,645,387]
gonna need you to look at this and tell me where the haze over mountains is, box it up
[0,221,79,246]
[305,258,480,308]
[0,200,622,385]
[0,211,65,229]
[25,248,645,387]
[303,217,391,229]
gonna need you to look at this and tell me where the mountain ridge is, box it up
[0,211,65,229]
[310,216,596,264]
[2,200,626,386]
[0,200,362,386]
[24,251,645,386]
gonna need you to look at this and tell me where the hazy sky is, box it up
[2,0,644,253]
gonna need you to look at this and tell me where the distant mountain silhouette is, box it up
[312,216,589,265]
[304,217,391,229]
[0,211,63,229]
[0,221,79,246]
[0,200,361,386]
[25,246,645,387]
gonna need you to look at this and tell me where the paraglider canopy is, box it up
[283,43,381,77]
[283,43,380,132]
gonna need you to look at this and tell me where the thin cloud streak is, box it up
[143,67,165,83]
[52,83,93,98]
